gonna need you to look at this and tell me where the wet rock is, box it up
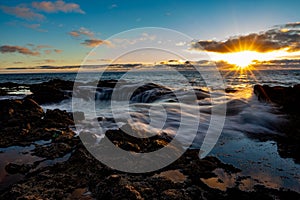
[253,85,271,102]
[161,189,187,200]
[254,84,300,113]
[130,83,174,103]
[0,98,45,147]
[104,125,174,153]
[67,188,94,200]
[0,97,78,148]
[153,170,186,183]
[226,99,249,116]
[5,163,34,174]
[225,88,238,93]
[0,82,30,97]
[97,79,120,88]
[0,88,7,95]
[1,143,300,199]
[29,79,73,104]
[44,109,74,127]
[29,85,66,104]
[32,142,72,159]
[254,84,300,163]
[0,98,43,123]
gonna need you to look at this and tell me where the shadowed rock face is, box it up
[29,79,74,104]
[254,84,300,163]
[0,98,78,148]
[0,98,44,134]
[254,84,300,114]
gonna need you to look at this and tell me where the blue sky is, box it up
[0,0,300,72]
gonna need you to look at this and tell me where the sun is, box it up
[221,51,258,68]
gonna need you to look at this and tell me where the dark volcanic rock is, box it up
[130,83,174,103]
[0,82,30,96]
[44,109,74,127]
[32,142,73,159]
[104,124,174,153]
[5,163,34,175]
[2,144,298,200]
[0,98,44,137]
[225,88,238,93]
[0,88,7,95]
[254,84,300,163]
[254,84,300,114]
[0,98,77,147]
[29,79,74,104]
[97,79,121,88]
[0,98,44,122]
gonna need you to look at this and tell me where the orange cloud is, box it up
[42,48,63,54]
[0,45,40,56]
[0,44,62,56]
[23,23,47,32]
[0,5,44,20]
[32,0,85,14]
[68,27,94,38]
[44,59,55,63]
[81,39,111,47]
[36,45,52,49]
[54,49,63,53]
[69,31,80,37]
[44,49,52,54]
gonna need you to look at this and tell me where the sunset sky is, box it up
[0,0,300,73]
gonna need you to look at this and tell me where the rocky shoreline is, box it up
[0,80,300,199]
[254,84,300,163]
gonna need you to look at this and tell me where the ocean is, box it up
[1,69,300,191]
[1,69,300,86]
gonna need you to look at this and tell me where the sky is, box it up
[0,0,300,73]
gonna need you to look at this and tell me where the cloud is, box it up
[68,27,94,38]
[13,61,24,64]
[22,23,47,32]
[254,59,300,65]
[6,21,48,32]
[109,4,118,9]
[44,59,55,63]
[112,33,156,47]
[191,22,300,53]
[99,58,112,62]
[44,49,52,54]
[54,49,63,53]
[0,1,84,22]
[0,44,62,56]
[43,48,63,54]
[36,45,52,49]
[6,67,35,70]
[0,45,40,56]
[69,31,80,37]
[283,22,300,28]
[175,41,187,46]
[81,39,111,47]
[34,65,79,70]
[68,27,109,48]
[32,0,85,14]
[23,23,39,29]
[0,5,45,20]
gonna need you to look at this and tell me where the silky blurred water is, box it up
[1,69,300,192]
